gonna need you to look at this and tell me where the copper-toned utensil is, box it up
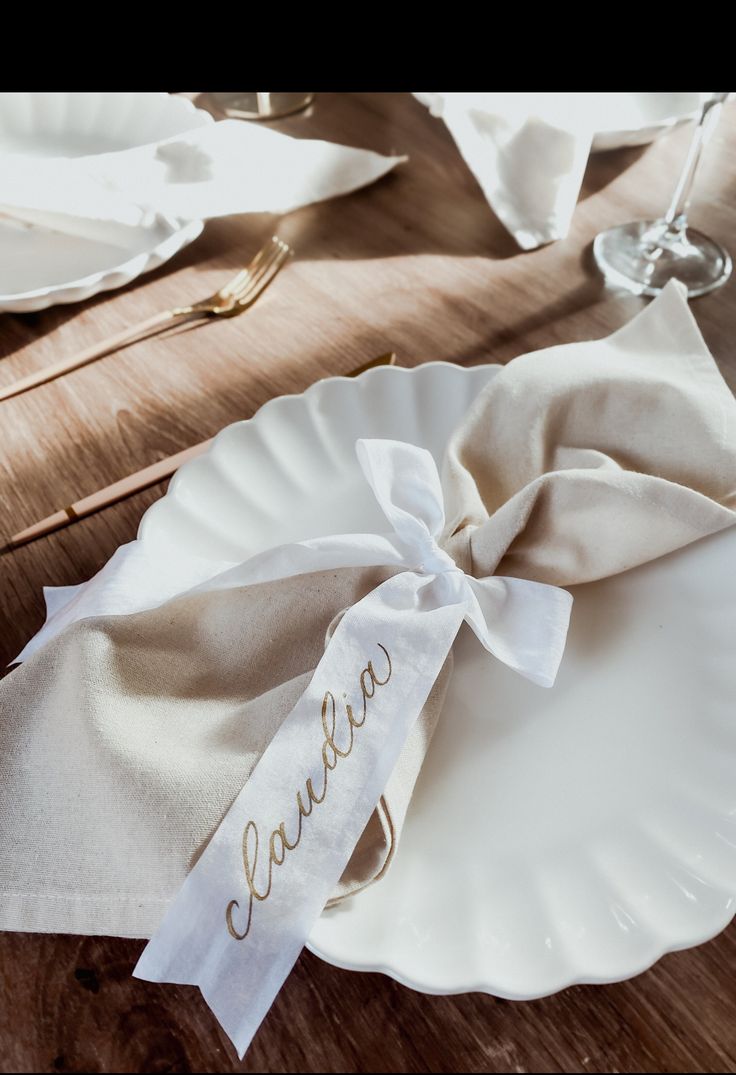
[4,352,397,551]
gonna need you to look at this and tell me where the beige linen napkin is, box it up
[442,282,736,581]
[1,280,734,939]
[0,564,450,937]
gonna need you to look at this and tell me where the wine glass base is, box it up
[205,93,315,121]
[593,220,732,298]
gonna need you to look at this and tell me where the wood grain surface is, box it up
[1,92,735,1074]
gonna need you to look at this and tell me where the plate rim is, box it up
[138,360,499,544]
[0,92,212,312]
[306,907,736,1000]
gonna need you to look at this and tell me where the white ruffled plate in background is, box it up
[590,91,706,149]
[0,92,211,313]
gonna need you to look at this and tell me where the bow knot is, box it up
[411,535,460,578]
[355,438,573,688]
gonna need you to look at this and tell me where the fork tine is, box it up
[217,237,285,301]
[235,240,283,289]
[230,239,291,306]
[236,243,291,303]
[235,244,291,309]
[218,251,269,300]
[217,267,252,300]
[232,253,285,304]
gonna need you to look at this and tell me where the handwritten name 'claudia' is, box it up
[225,643,393,941]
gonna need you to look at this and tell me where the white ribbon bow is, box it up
[132,438,573,1058]
[353,439,573,685]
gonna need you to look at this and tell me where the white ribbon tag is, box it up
[127,438,573,1057]
[135,573,466,1055]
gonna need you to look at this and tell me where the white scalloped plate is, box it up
[0,93,212,313]
[415,92,707,152]
[138,362,736,997]
[589,91,707,150]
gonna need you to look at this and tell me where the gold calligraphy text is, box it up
[226,643,392,940]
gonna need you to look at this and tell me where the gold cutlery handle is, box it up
[0,309,192,402]
[0,238,293,403]
[5,439,214,548]
[3,353,397,551]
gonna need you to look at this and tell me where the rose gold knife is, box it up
[3,352,397,551]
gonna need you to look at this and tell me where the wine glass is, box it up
[593,93,732,298]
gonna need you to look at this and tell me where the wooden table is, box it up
[1,93,735,1074]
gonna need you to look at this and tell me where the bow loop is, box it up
[356,438,460,576]
[356,438,447,545]
[356,438,572,688]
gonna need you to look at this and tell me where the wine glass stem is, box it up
[663,93,729,235]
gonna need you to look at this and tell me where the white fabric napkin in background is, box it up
[0,120,406,247]
[414,92,595,249]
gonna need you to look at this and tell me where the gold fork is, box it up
[0,236,293,403]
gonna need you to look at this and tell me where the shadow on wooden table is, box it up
[0,136,649,368]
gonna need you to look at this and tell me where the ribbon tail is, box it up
[133,571,466,1059]
[465,575,573,688]
[12,530,409,666]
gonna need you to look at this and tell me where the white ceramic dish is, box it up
[138,362,736,998]
[590,91,706,151]
[0,92,212,313]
